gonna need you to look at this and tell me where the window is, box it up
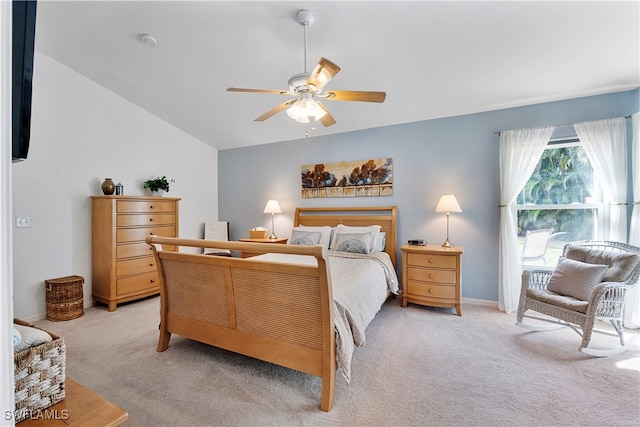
[516,139,604,267]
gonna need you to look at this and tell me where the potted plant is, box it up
[143,176,171,196]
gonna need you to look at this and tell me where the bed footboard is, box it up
[146,236,336,412]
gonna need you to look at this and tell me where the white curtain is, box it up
[574,118,628,242]
[625,112,640,328]
[498,127,555,312]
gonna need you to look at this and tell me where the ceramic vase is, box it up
[101,178,116,195]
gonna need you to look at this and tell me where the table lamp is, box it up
[263,200,282,239]
[434,194,462,247]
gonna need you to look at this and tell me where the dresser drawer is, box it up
[407,281,456,300]
[117,200,176,213]
[116,225,176,243]
[116,213,176,227]
[407,267,456,284]
[407,253,456,269]
[117,242,176,259]
[117,272,159,295]
[117,242,154,259]
[116,256,158,277]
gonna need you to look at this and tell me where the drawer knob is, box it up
[428,288,433,293]
[150,279,155,283]
[150,263,155,267]
[429,274,433,279]
[428,259,433,264]
[149,218,154,222]
[149,232,155,235]
[149,205,155,209]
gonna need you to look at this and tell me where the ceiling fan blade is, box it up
[227,87,289,95]
[254,100,296,122]
[323,90,386,103]
[307,57,341,92]
[316,102,336,127]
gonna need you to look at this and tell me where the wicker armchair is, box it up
[516,240,640,357]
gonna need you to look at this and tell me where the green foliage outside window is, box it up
[517,144,595,241]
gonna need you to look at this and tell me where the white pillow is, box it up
[330,224,381,253]
[14,324,53,352]
[332,232,373,254]
[296,225,332,247]
[372,231,386,252]
[288,229,323,245]
[547,257,608,301]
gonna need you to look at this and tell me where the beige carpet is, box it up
[35,296,640,426]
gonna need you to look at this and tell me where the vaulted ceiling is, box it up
[34,1,639,150]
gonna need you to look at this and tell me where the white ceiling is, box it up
[34,1,639,151]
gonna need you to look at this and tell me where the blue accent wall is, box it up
[219,89,638,302]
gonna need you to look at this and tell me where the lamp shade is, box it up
[263,200,282,214]
[435,194,462,213]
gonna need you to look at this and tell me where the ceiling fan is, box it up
[227,9,386,127]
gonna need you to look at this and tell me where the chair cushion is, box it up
[546,257,608,301]
[526,288,589,314]
[564,245,640,282]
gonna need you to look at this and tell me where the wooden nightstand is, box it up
[401,244,464,315]
[238,237,288,258]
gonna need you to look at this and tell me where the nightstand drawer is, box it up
[407,267,456,284]
[407,281,456,300]
[407,253,456,269]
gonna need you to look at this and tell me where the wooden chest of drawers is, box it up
[92,196,180,311]
[401,244,463,315]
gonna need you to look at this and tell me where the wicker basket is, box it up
[249,229,268,239]
[45,275,84,321]
[13,319,66,423]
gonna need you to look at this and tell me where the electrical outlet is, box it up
[16,216,31,228]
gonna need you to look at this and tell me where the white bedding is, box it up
[253,250,399,382]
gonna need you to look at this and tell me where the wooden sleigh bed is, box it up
[146,206,397,412]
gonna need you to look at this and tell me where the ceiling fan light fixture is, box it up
[286,93,326,123]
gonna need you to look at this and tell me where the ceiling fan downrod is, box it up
[296,9,315,74]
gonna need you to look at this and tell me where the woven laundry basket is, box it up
[13,319,66,423]
[45,275,84,321]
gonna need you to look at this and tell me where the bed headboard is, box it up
[294,206,397,267]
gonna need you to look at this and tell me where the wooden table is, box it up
[17,378,128,426]
[238,237,288,257]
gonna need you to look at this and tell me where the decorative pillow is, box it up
[330,224,381,253]
[373,231,386,253]
[564,245,640,282]
[332,232,373,254]
[547,257,608,301]
[13,323,53,352]
[296,225,333,247]
[288,229,323,246]
[603,252,640,282]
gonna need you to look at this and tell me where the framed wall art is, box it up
[301,158,393,198]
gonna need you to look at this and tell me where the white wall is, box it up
[1,0,16,418]
[11,53,219,321]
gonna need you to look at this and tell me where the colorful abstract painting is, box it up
[301,158,393,198]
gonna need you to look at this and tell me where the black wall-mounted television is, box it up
[12,0,37,162]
